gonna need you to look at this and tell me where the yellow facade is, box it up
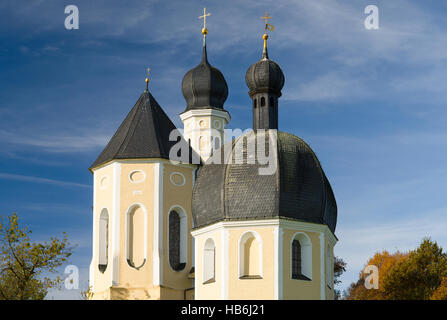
[89,159,196,300]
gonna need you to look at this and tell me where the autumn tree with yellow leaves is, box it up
[345,238,447,300]
[0,212,73,300]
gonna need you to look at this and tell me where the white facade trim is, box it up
[319,232,326,300]
[192,219,337,246]
[89,171,97,290]
[273,226,279,300]
[91,158,197,172]
[153,163,164,286]
[128,169,146,184]
[179,108,231,123]
[237,230,263,279]
[221,228,229,299]
[124,203,149,268]
[169,171,186,187]
[111,162,121,286]
[278,226,283,300]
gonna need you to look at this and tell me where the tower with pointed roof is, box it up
[89,75,198,300]
[180,9,230,162]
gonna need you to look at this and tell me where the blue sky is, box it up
[1,0,447,299]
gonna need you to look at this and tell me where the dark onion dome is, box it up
[181,42,228,112]
[192,130,337,233]
[245,34,285,97]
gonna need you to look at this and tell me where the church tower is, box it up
[191,15,338,300]
[180,9,230,162]
[89,76,198,300]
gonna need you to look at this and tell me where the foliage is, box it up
[382,238,447,300]
[345,238,447,300]
[430,277,447,300]
[333,256,347,300]
[80,285,94,300]
[0,212,73,300]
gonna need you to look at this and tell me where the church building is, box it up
[88,11,338,300]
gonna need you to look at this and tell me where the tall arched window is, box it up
[291,233,312,280]
[127,205,146,269]
[239,232,262,279]
[326,245,332,288]
[260,97,266,107]
[169,209,187,271]
[203,238,215,284]
[254,99,257,108]
[98,209,109,273]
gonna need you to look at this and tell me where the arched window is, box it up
[169,209,187,271]
[127,205,146,269]
[260,97,265,107]
[214,136,221,150]
[326,245,332,288]
[239,232,262,279]
[254,99,257,108]
[98,209,109,273]
[203,238,215,284]
[291,233,312,280]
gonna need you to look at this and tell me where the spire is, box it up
[181,8,228,112]
[199,8,211,47]
[245,12,284,130]
[262,34,269,59]
[145,67,150,92]
[260,12,274,60]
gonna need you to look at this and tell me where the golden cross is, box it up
[145,67,150,90]
[199,8,211,29]
[260,12,274,32]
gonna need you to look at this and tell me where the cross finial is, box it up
[260,12,274,33]
[199,8,211,36]
[145,67,150,91]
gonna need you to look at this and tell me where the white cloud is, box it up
[0,173,90,189]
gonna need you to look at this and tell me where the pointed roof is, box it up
[90,90,183,171]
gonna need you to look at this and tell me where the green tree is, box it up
[345,238,447,300]
[333,256,347,300]
[383,238,447,300]
[0,212,73,300]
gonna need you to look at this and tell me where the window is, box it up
[254,99,257,108]
[169,210,186,271]
[98,209,109,273]
[127,205,146,269]
[203,238,215,284]
[239,232,262,279]
[260,97,265,107]
[291,233,312,280]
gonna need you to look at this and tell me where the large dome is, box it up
[181,44,228,112]
[192,130,337,232]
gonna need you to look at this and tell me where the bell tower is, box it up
[245,13,284,130]
[180,8,230,162]
[89,75,197,300]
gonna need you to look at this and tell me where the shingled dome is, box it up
[192,130,337,232]
[245,40,285,96]
[181,43,228,112]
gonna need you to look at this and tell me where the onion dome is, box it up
[192,130,337,232]
[181,39,228,112]
[245,34,285,97]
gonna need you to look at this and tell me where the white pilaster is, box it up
[111,162,121,286]
[153,162,164,286]
[320,232,326,300]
